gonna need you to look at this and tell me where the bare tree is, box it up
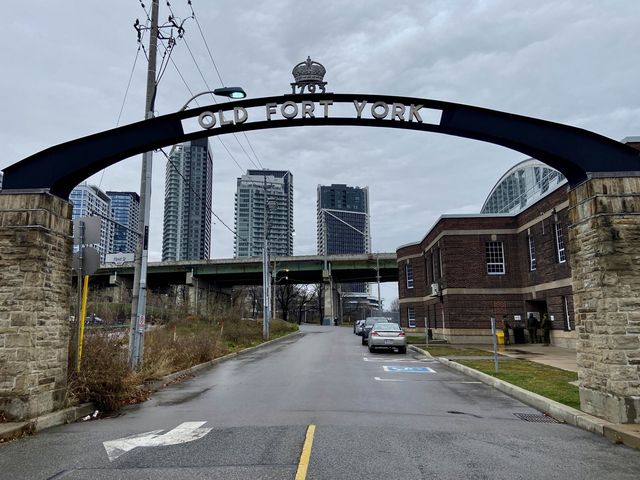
[247,286,262,319]
[294,285,314,324]
[389,298,400,312]
[276,284,298,322]
[313,283,324,322]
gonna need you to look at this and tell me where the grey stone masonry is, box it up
[0,193,72,421]
[568,177,640,424]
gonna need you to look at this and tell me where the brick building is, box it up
[397,167,576,347]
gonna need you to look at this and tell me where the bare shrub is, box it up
[68,309,298,412]
[71,331,138,412]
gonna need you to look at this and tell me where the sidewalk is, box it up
[412,342,640,450]
[482,343,578,373]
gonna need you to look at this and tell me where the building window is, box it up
[408,305,416,328]
[554,223,566,263]
[424,254,430,285]
[485,241,505,275]
[406,263,414,289]
[432,249,439,280]
[528,235,537,271]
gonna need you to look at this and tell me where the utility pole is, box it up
[376,254,381,312]
[262,176,270,340]
[129,0,159,369]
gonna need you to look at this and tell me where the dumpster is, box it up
[513,326,526,344]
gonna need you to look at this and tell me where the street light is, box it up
[213,87,247,99]
[177,87,247,111]
[129,86,247,370]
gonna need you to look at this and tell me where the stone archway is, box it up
[1,93,639,422]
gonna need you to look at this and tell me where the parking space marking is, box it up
[374,376,405,382]
[363,357,435,364]
[383,366,436,373]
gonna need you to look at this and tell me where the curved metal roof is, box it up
[481,158,567,214]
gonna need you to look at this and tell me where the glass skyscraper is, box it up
[317,184,370,293]
[106,191,140,254]
[162,138,213,261]
[234,170,294,257]
[69,183,115,263]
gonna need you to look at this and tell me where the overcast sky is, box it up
[2,1,640,306]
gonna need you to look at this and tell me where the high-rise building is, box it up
[234,170,294,257]
[106,191,140,254]
[162,138,213,261]
[69,183,115,263]
[317,184,370,294]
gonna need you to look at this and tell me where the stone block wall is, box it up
[0,193,72,420]
[568,177,640,424]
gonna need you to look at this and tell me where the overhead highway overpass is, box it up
[92,253,398,289]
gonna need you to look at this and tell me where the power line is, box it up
[166,56,246,174]
[169,56,199,102]
[158,147,248,243]
[116,45,143,128]
[182,36,218,102]
[187,0,264,170]
[187,0,225,87]
[216,137,246,172]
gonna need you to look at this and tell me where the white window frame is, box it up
[528,235,537,271]
[408,305,416,328]
[486,241,505,275]
[406,263,414,289]
[555,223,566,263]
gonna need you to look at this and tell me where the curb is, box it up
[0,403,95,443]
[409,345,639,450]
[1,330,302,444]
[144,329,303,392]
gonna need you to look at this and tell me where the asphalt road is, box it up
[2,324,640,479]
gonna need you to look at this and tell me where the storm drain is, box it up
[513,413,561,423]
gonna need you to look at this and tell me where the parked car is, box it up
[367,322,407,354]
[84,314,104,325]
[354,319,365,335]
[361,316,390,345]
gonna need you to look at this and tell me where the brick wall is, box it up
[397,186,574,341]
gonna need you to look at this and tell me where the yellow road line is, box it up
[295,424,316,480]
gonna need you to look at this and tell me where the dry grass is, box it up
[69,314,298,412]
[70,332,139,412]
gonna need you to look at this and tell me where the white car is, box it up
[367,322,407,354]
[354,319,365,335]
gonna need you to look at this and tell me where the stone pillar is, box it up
[568,177,640,424]
[0,193,72,421]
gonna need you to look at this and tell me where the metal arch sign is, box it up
[2,92,640,199]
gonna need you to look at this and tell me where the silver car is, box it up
[367,322,407,354]
[354,319,365,335]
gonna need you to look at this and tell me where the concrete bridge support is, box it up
[186,274,233,316]
[569,177,640,424]
[0,193,72,421]
[322,273,341,326]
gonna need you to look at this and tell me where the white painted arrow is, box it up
[103,421,212,461]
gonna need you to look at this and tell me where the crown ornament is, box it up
[291,56,328,94]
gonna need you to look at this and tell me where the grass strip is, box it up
[413,345,495,357]
[457,359,580,409]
